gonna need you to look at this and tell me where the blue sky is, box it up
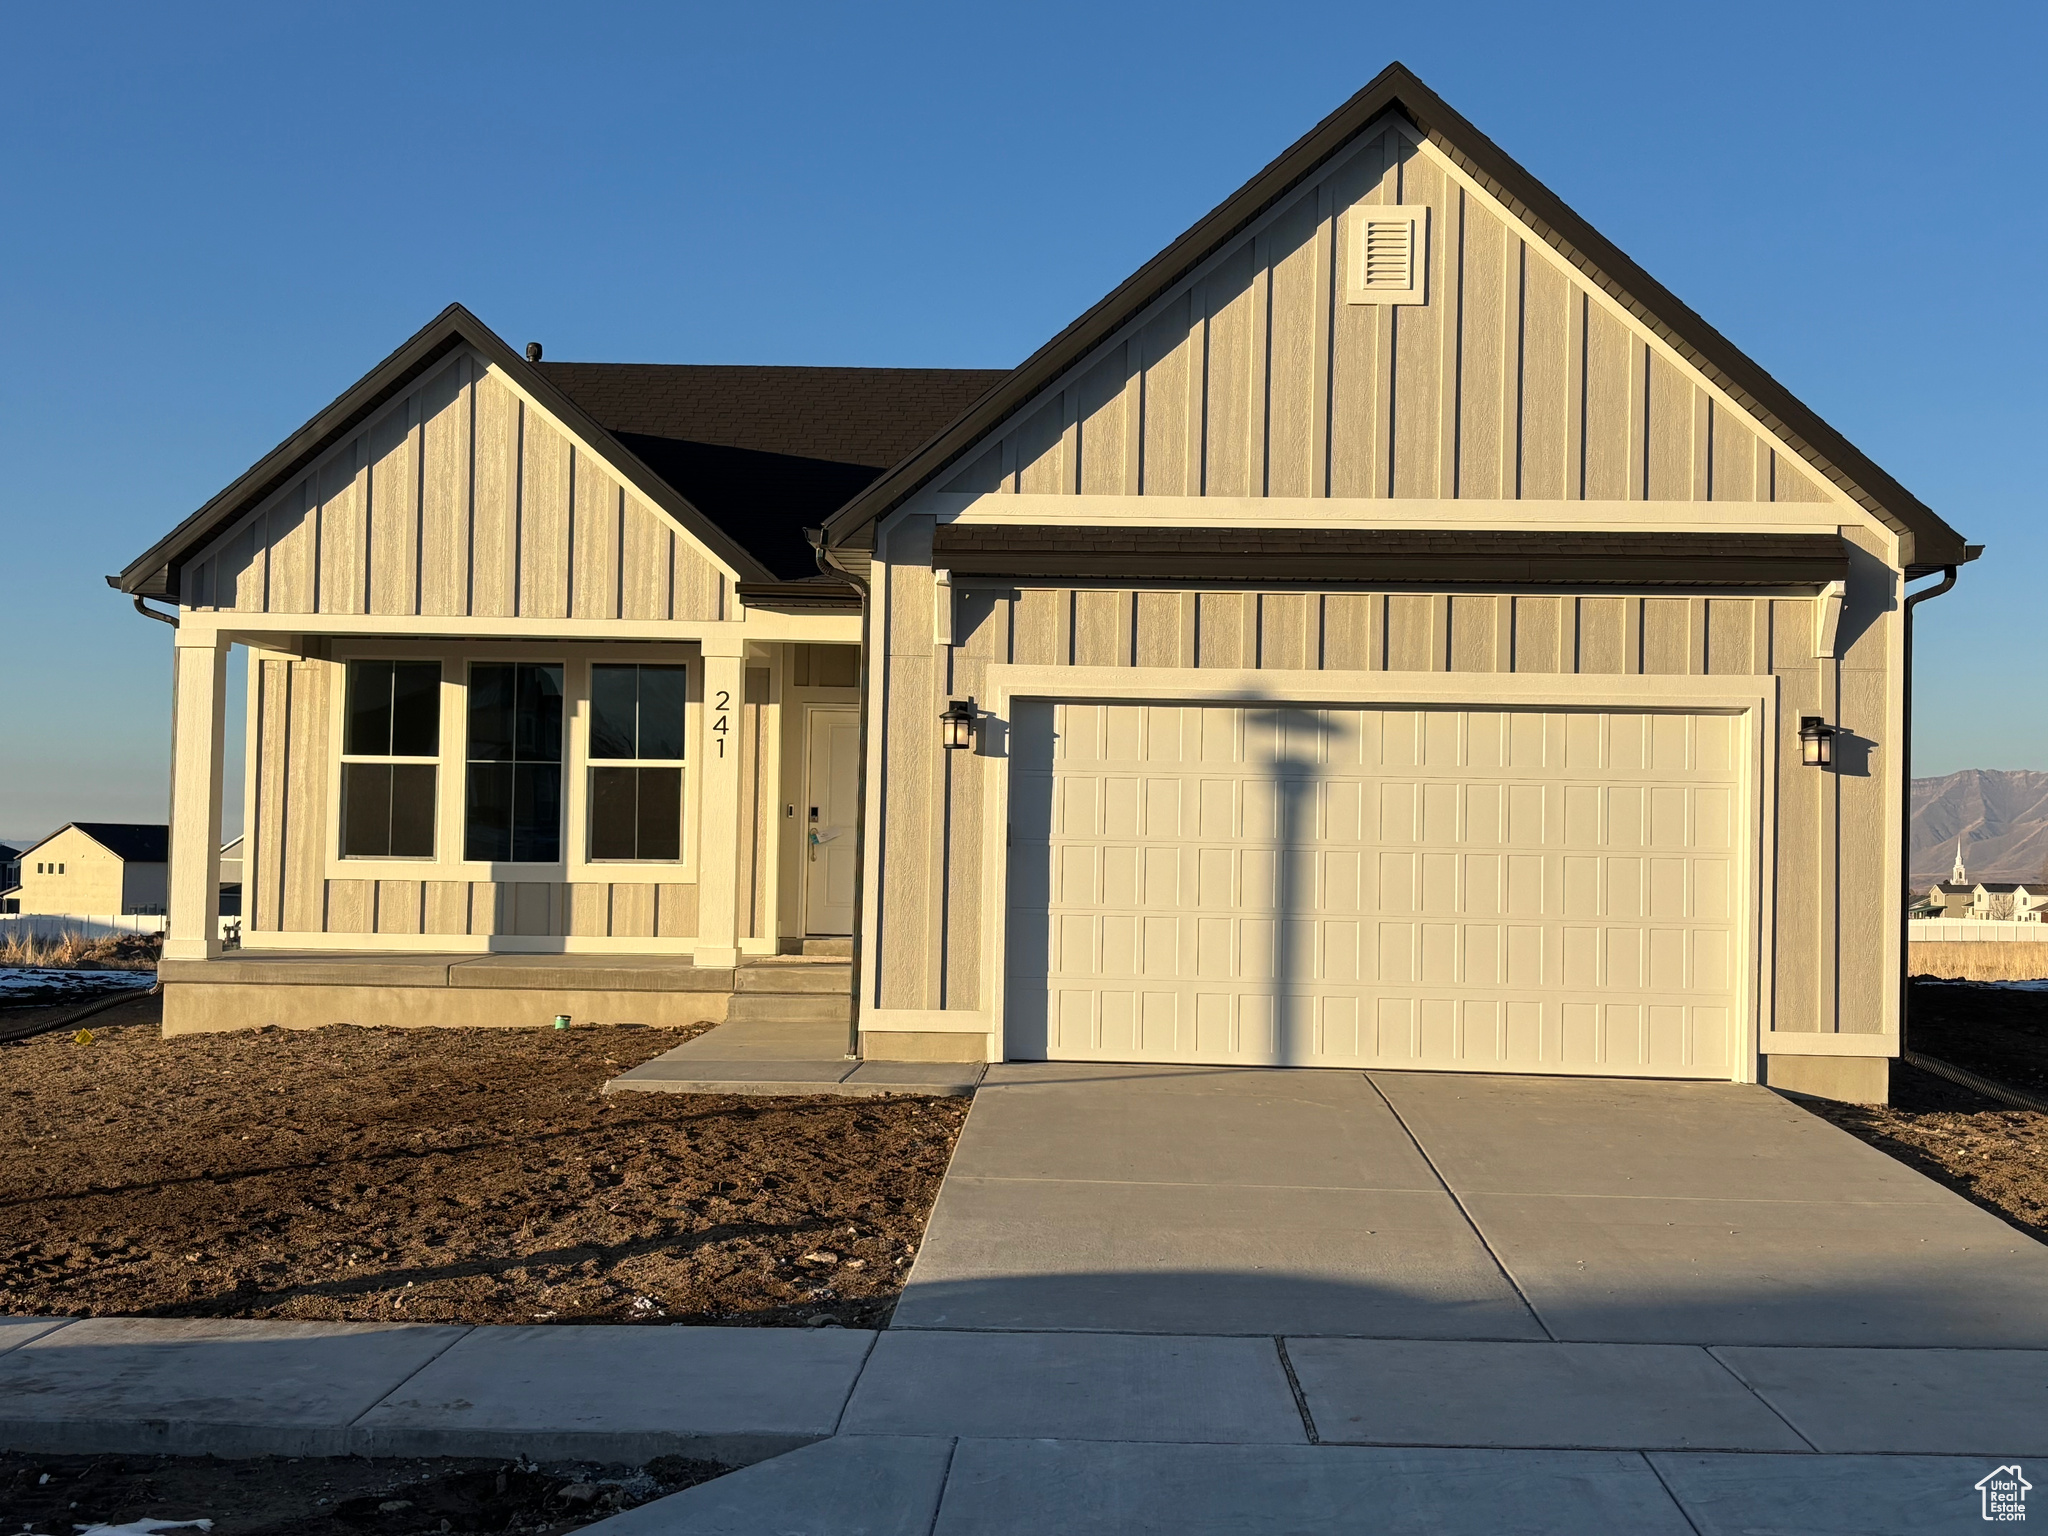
[2,0,2042,848]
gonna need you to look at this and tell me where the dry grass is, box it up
[0,929,160,971]
[1909,941,2048,983]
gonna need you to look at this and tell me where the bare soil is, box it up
[2,1450,728,1535]
[1905,975,2048,1095]
[0,993,966,1327]
[1801,981,2048,1245]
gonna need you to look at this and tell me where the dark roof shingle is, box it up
[538,364,1005,580]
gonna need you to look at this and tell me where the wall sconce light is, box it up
[1798,715,1837,768]
[941,697,977,751]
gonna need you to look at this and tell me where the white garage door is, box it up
[1004,701,1742,1078]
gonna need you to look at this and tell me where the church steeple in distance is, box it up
[1953,837,1968,885]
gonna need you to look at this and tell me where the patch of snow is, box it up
[1917,976,2048,991]
[0,966,156,1002]
[75,1523,212,1536]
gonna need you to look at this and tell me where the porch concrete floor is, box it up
[602,1016,985,1098]
[891,1063,2048,1346]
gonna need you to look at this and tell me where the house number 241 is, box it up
[712,690,731,757]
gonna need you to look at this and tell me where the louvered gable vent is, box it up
[1347,205,1427,305]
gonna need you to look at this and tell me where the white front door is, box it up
[803,709,861,935]
[1005,700,1742,1078]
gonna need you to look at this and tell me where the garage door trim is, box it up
[974,665,1774,1083]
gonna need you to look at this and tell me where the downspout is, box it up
[132,596,179,627]
[809,526,870,1060]
[1899,563,1959,1056]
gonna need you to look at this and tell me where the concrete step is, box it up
[724,991,853,1025]
[799,936,853,957]
[736,962,854,995]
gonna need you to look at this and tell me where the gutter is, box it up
[1900,562,1961,1057]
[808,527,870,1060]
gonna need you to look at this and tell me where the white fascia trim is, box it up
[933,494,1855,538]
[180,611,861,644]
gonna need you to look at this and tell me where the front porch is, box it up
[157,949,851,1036]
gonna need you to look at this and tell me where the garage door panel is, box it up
[1010,703,1742,1078]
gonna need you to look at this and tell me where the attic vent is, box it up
[1347,206,1427,306]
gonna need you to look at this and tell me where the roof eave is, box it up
[116,305,781,601]
[822,63,1968,567]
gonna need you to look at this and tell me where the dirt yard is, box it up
[3,1449,728,1535]
[1801,979,2048,1245]
[0,993,966,1327]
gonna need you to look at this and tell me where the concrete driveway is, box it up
[893,1063,2048,1346]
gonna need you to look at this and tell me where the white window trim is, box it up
[334,657,445,863]
[321,640,702,886]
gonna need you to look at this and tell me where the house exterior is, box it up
[9,824,170,915]
[117,315,994,1036]
[119,66,1971,1102]
[0,844,19,912]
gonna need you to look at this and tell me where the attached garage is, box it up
[828,68,1976,1103]
[1005,700,1746,1079]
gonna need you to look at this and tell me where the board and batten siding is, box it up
[940,125,1832,511]
[246,654,708,941]
[185,350,731,622]
[871,540,1893,1051]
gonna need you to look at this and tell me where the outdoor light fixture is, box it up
[1798,715,1837,768]
[941,697,977,751]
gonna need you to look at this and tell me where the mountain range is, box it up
[1911,769,2048,888]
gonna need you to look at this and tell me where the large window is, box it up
[588,663,687,861]
[339,660,440,858]
[465,662,563,863]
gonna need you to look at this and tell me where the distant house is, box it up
[10,823,170,916]
[0,843,20,913]
[218,835,243,918]
[1918,840,2048,920]
[1969,882,2048,922]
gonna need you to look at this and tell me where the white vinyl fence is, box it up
[0,913,242,946]
[1908,920,2048,943]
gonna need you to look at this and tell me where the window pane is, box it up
[636,766,683,861]
[465,763,513,862]
[468,664,515,761]
[637,666,687,761]
[589,767,637,859]
[589,666,637,760]
[340,763,393,857]
[516,664,564,762]
[511,763,562,863]
[389,663,441,756]
[345,661,395,756]
[388,764,437,858]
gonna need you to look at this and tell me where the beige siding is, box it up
[185,350,730,620]
[880,581,1881,1050]
[942,127,1833,508]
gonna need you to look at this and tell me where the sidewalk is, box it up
[603,1017,983,1099]
[4,1314,2041,1459]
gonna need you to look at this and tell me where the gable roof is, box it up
[22,823,170,863]
[822,63,1972,574]
[538,364,1003,580]
[113,305,1003,597]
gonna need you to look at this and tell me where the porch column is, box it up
[164,627,228,961]
[694,637,746,969]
